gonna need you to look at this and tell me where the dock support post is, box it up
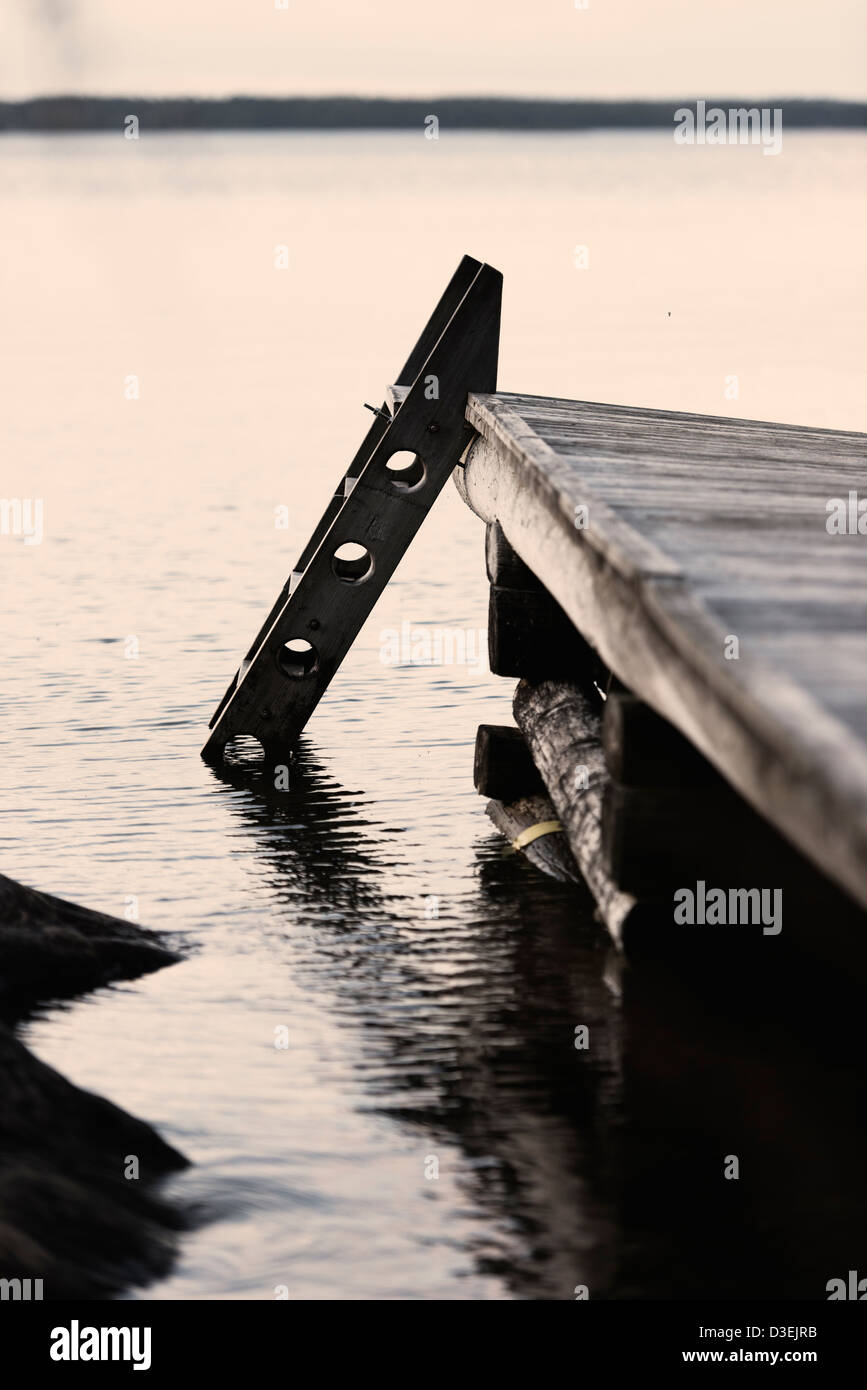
[485,523,608,685]
[601,686,865,930]
[474,724,545,803]
[487,585,604,680]
[512,677,662,947]
[602,684,719,788]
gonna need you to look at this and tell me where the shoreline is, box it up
[2,95,866,133]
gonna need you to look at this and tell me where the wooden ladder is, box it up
[202,255,502,762]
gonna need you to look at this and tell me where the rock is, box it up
[0,872,181,1015]
[0,872,190,1298]
[0,1022,189,1298]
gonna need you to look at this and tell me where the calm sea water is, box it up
[2,131,866,1300]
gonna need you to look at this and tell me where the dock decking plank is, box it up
[460,391,867,910]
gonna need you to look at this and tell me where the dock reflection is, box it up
[206,746,867,1300]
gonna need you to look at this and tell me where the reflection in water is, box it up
[206,744,622,1298]
[619,951,867,1300]
[205,746,867,1300]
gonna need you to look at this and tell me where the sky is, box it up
[4,0,866,101]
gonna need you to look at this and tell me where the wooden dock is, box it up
[453,391,867,924]
[202,254,867,945]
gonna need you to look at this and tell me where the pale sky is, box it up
[4,0,866,101]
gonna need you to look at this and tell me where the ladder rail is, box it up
[203,256,502,761]
[208,255,489,732]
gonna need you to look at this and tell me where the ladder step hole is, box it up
[385,450,425,491]
[332,541,374,584]
[278,638,318,678]
[223,734,266,766]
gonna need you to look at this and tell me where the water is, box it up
[2,131,866,1300]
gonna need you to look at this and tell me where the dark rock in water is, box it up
[0,873,190,1298]
[0,1022,189,1298]
[0,1019,186,1174]
[0,872,181,1017]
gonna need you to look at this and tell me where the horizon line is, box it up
[2,94,865,133]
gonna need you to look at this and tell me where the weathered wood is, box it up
[203,258,502,760]
[601,780,863,922]
[602,781,767,893]
[603,685,720,787]
[488,584,607,682]
[461,391,867,912]
[474,723,545,801]
[209,259,487,732]
[485,520,543,589]
[486,793,580,884]
[512,677,662,946]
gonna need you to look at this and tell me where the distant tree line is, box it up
[1,96,865,132]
